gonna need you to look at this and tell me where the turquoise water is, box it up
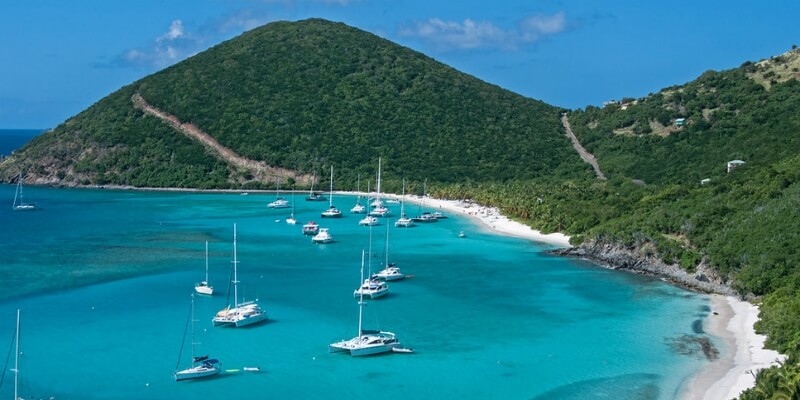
[0,185,717,399]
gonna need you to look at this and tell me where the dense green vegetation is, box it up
[430,51,800,399]
[1,18,799,398]
[0,19,589,188]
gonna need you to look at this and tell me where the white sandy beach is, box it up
[682,295,785,400]
[356,191,784,400]
[378,192,572,247]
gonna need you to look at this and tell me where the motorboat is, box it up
[302,221,320,235]
[312,228,333,244]
[359,216,379,226]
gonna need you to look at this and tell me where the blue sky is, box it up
[2,0,799,129]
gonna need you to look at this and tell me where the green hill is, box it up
[4,18,800,398]
[0,18,588,190]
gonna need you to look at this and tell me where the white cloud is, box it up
[112,19,206,69]
[399,12,568,52]
[160,20,185,41]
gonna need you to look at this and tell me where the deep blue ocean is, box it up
[0,132,719,399]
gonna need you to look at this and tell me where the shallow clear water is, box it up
[0,186,716,399]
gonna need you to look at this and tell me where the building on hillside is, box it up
[675,118,686,126]
[727,160,746,173]
[701,178,711,185]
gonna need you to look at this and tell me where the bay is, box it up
[0,185,716,399]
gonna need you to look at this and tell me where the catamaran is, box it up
[369,158,390,217]
[330,250,401,356]
[373,224,405,281]
[395,178,414,227]
[354,224,389,298]
[321,166,343,218]
[350,174,367,214]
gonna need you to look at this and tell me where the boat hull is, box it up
[194,283,213,295]
[175,363,221,381]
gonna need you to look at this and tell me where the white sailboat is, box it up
[321,165,342,218]
[350,174,366,214]
[12,170,36,211]
[330,250,401,356]
[354,224,389,298]
[212,224,267,328]
[194,241,214,295]
[395,178,414,227]
[267,177,290,209]
[9,310,54,399]
[373,223,405,281]
[286,195,298,225]
[175,294,221,381]
[12,309,21,400]
[369,158,391,217]
[306,171,327,202]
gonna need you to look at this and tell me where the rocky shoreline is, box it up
[551,239,736,296]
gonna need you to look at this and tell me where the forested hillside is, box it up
[0,19,589,189]
[430,49,800,399]
[2,17,799,398]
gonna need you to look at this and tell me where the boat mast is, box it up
[400,178,406,217]
[384,223,390,268]
[13,309,19,400]
[204,241,209,284]
[358,250,365,336]
[232,224,239,308]
[329,166,334,207]
[190,294,196,364]
[376,158,382,201]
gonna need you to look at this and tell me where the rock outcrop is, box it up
[553,239,735,295]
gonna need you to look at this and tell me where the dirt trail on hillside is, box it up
[132,93,311,185]
[561,114,607,180]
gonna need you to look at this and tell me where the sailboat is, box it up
[412,180,438,223]
[395,178,414,227]
[321,166,342,218]
[286,195,298,225]
[12,170,36,211]
[350,174,366,214]
[369,158,391,217]
[7,310,54,399]
[175,293,221,381]
[267,177,290,209]
[354,224,389,299]
[194,241,214,295]
[11,309,21,400]
[212,224,267,328]
[330,250,401,356]
[306,171,327,202]
[373,223,405,281]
